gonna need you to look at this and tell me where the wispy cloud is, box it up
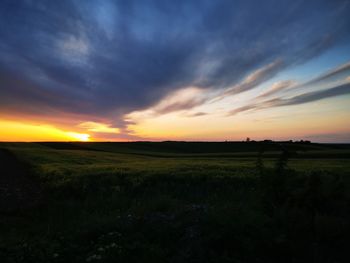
[77,121,119,133]
[257,80,297,98]
[214,59,284,101]
[185,112,208,117]
[135,87,207,116]
[276,83,350,106]
[227,60,350,115]
[300,61,350,88]
[229,83,350,115]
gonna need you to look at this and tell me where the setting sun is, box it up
[66,132,90,142]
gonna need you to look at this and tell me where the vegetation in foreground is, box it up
[0,141,349,263]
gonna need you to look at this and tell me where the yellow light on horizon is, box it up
[66,132,90,142]
[0,120,92,142]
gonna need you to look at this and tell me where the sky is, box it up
[1,0,350,142]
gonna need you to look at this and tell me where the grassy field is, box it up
[1,141,350,262]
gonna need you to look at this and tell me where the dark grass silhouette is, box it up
[0,148,43,214]
[257,148,349,263]
[0,142,349,262]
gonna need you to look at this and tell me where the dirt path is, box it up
[0,148,43,213]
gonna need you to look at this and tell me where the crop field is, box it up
[1,141,350,263]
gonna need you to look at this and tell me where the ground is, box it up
[0,148,42,213]
[0,141,349,262]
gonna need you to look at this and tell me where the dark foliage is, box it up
[0,143,349,262]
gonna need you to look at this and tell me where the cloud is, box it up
[154,88,206,115]
[57,34,90,66]
[1,0,350,136]
[228,60,350,115]
[77,122,119,133]
[185,112,208,117]
[229,83,350,115]
[214,59,284,101]
[228,104,260,116]
[301,61,350,88]
[257,80,297,98]
[276,83,350,106]
[252,60,350,102]
[132,87,207,116]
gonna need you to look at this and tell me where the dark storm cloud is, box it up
[1,0,350,128]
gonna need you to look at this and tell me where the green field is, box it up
[1,141,350,262]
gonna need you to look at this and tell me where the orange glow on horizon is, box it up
[0,120,92,142]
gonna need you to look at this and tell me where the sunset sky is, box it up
[1,0,350,142]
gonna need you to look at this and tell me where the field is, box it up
[1,141,350,262]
